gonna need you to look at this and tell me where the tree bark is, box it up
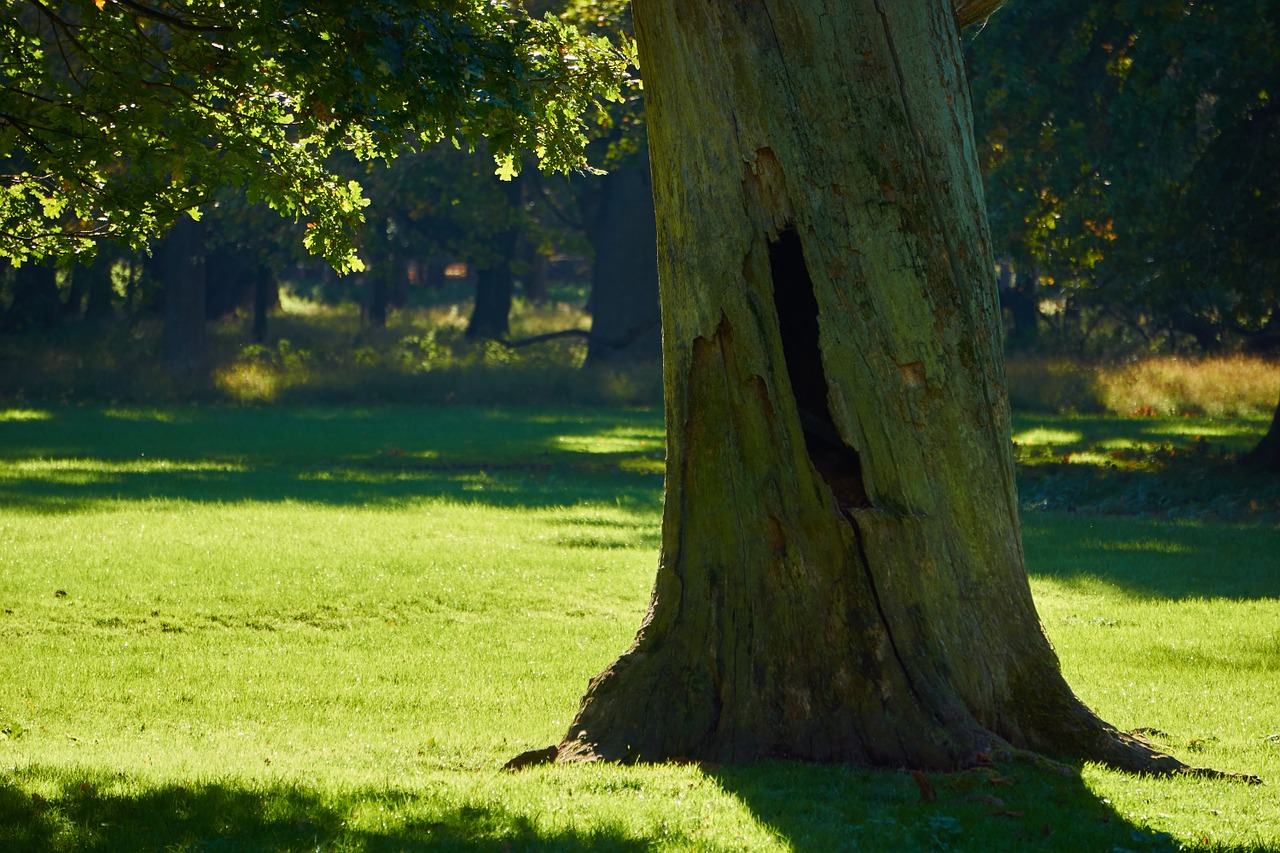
[555,0,1185,774]
[1242,393,1280,473]
[584,160,662,367]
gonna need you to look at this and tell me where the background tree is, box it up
[967,0,1280,353]
[1,0,630,271]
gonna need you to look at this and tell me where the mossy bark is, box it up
[556,0,1190,774]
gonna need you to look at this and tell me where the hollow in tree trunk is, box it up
[552,0,1221,776]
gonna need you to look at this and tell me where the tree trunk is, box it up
[556,0,1181,774]
[999,260,1041,352]
[82,247,118,321]
[158,215,208,377]
[252,263,275,344]
[1242,393,1280,473]
[584,161,662,367]
[365,260,390,329]
[3,260,61,331]
[466,176,523,341]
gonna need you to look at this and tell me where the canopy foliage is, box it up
[0,0,631,271]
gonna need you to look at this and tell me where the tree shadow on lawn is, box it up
[705,758,1224,853]
[1023,514,1280,601]
[0,405,666,515]
[0,769,648,852]
[4,760,1240,853]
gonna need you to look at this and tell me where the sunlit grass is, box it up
[1,406,1278,851]
[0,409,52,422]
[1098,355,1280,417]
[1012,426,1084,446]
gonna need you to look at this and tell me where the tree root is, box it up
[502,744,558,772]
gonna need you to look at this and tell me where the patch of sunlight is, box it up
[1094,538,1194,555]
[1012,427,1083,446]
[619,457,665,475]
[1098,438,1153,450]
[0,409,52,422]
[277,290,356,317]
[2,458,246,479]
[1065,451,1114,466]
[101,407,188,423]
[555,434,661,455]
[1144,422,1267,439]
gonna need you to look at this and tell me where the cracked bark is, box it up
[548,0,1254,780]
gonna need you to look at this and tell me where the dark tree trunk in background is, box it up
[998,260,1041,352]
[82,247,118,320]
[365,262,389,329]
[389,253,410,310]
[158,215,208,377]
[584,161,662,367]
[423,260,447,291]
[4,261,61,331]
[1243,393,1280,473]
[466,176,523,341]
[467,266,514,340]
[252,263,275,343]
[522,244,550,306]
[554,0,1193,776]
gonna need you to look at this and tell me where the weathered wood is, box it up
[554,0,1208,776]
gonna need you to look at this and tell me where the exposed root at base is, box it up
[502,744,558,771]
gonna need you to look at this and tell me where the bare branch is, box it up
[954,0,1008,29]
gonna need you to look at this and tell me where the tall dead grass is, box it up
[1006,355,1280,417]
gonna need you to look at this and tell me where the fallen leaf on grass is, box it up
[988,776,1014,787]
[911,769,937,802]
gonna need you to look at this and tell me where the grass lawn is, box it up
[1,405,1277,851]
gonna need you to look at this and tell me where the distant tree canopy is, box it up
[968,0,1280,351]
[0,0,631,271]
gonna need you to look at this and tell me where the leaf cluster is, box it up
[968,1,1280,340]
[0,0,631,271]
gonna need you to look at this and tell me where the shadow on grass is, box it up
[0,770,647,852]
[6,760,1250,853]
[0,405,665,515]
[707,759,1247,853]
[1024,514,1280,600]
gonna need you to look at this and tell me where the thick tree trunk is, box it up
[158,215,208,377]
[556,0,1182,774]
[584,161,662,367]
[1242,393,1280,473]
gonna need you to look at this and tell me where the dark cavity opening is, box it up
[768,227,870,509]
